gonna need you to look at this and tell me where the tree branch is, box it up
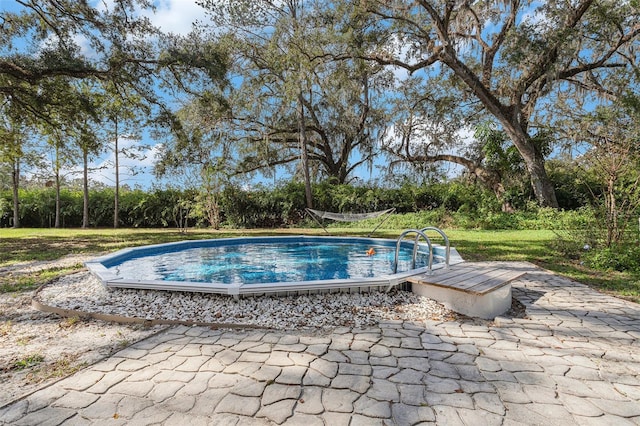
[516,0,594,98]
[482,0,518,86]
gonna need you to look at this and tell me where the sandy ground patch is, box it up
[0,256,163,408]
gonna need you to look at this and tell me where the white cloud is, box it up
[141,0,206,35]
[94,0,205,35]
[56,138,161,188]
[519,2,548,27]
[75,0,204,59]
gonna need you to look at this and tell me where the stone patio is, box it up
[1,262,639,425]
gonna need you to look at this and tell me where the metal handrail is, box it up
[419,227,450,268]
[394,229,433,274]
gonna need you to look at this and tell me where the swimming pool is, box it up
[85,236,462,296]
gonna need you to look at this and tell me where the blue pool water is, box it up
[107,240,434,285]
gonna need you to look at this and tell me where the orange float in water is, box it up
[366,247,376,256]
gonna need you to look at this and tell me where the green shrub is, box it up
[0,196,11,227]
[585,243,640,273]
[1,180,622,231]
[546,159,593,210]
[551,227,600,260]
[88,188,115,227]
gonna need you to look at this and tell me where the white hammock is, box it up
[305,208,396,236]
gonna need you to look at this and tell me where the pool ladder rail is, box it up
[393,227,451,274]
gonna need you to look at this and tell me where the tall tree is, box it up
[0,111,26,228]
[98,84,147,228]
[360,0,640,207]
[36,78,82,228]
[73,83,102,228]
[40,125,67,228]
[291,2,313,208]
[78,125,99,228]
[199,0,391,188]
[152,30,233,227]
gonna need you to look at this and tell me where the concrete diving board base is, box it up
[405,263,526,319]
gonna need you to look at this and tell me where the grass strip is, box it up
[1,227,637,302]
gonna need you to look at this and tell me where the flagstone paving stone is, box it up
[2,262,640,425]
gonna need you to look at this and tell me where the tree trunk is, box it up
[291,2,313,209]
[507,130,559,208]
[487,114,558,208]
[606,176,616,247]
[54,170,61,228]
[54,144,61,228]
[11,158,20,228]
[114,118,120,229]
[298,90,313,208]
[442,55,559,208]
[484,176,514,212]
[82,148,89,228]
[483,114,558,208]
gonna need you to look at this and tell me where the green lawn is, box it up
[1,227,638,302]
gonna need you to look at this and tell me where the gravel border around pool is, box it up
[34,271,459,330]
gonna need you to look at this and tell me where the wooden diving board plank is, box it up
[406,263,526,295]
[467,270,526,294]
[434,266,510,288]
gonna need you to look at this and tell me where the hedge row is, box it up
[0,180,606,230]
